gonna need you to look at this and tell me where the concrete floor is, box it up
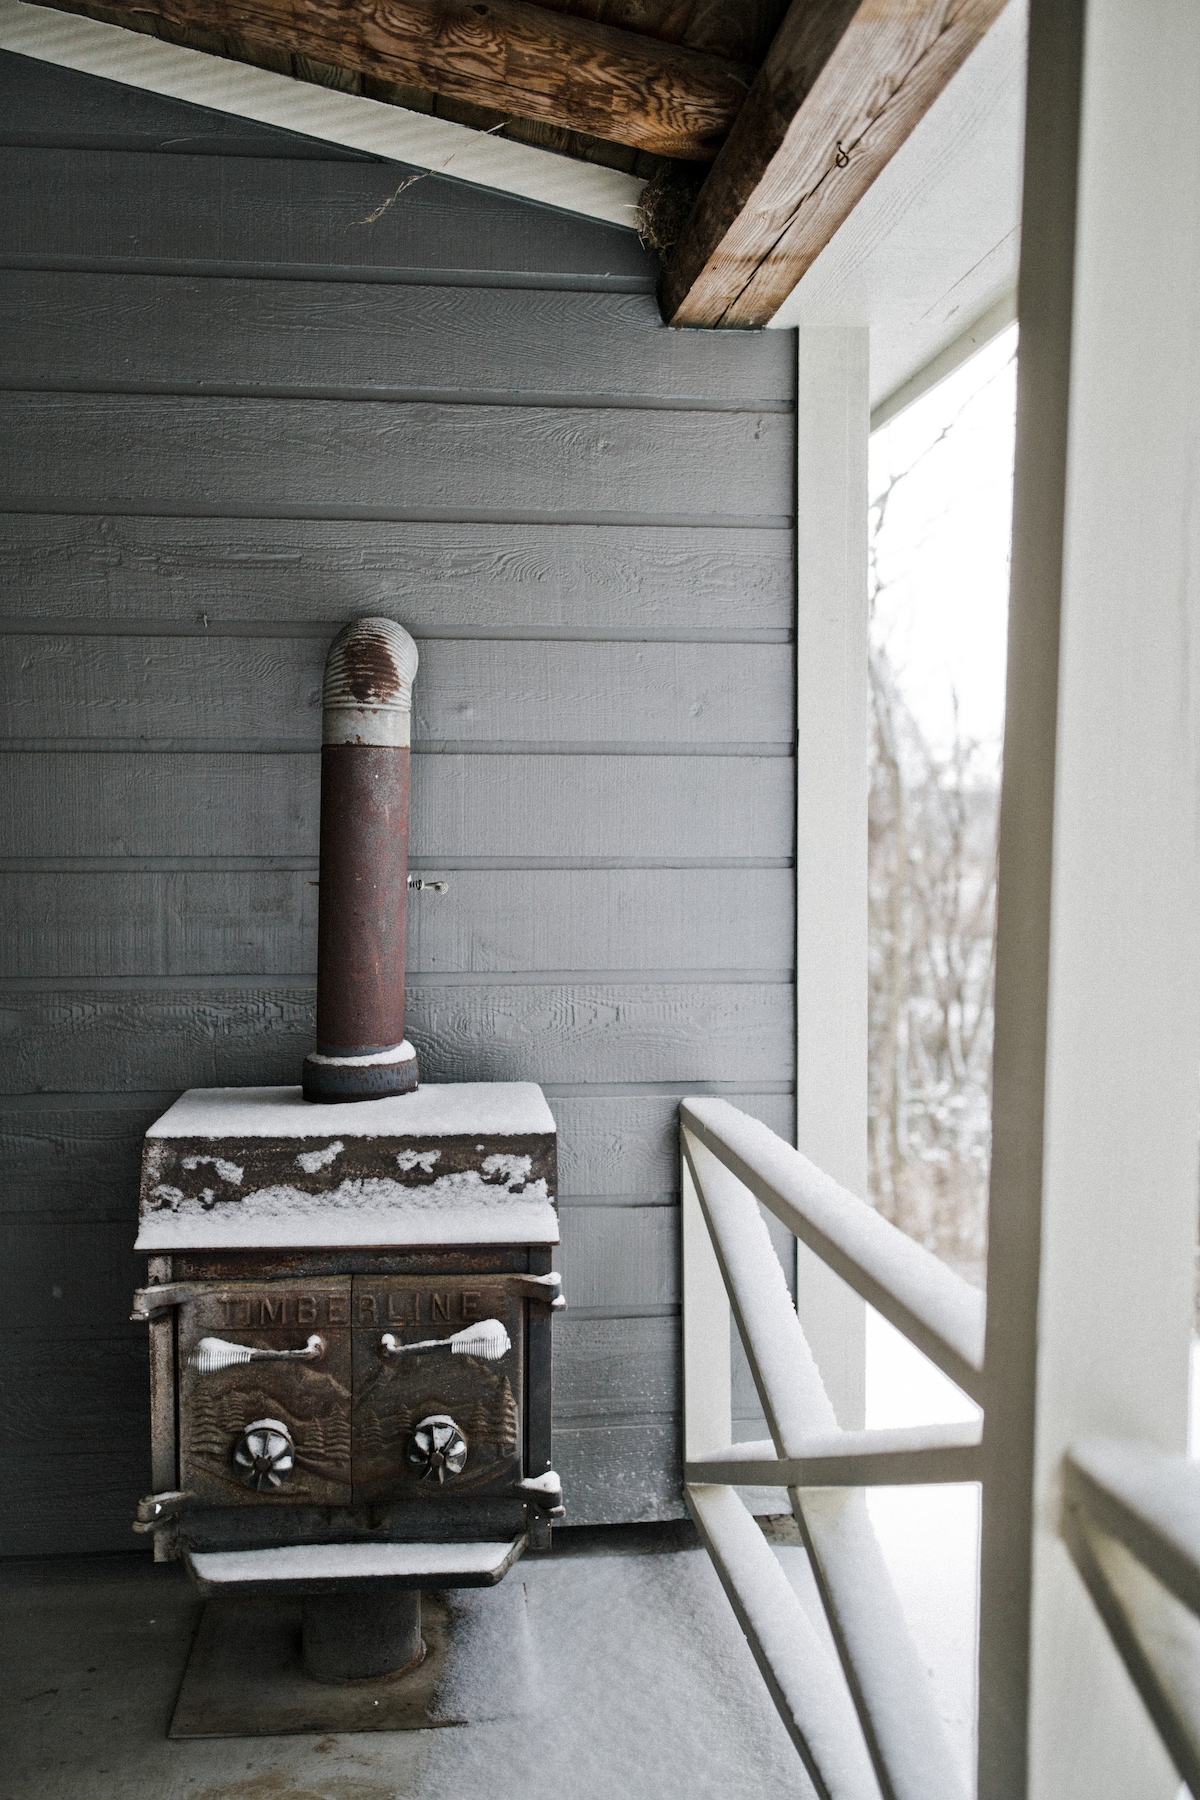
[0,1523,822,1800]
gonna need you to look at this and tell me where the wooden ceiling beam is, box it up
[527,1,794,68]
[80,0,755,158]
[661,0,1011,327]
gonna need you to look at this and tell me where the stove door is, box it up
[351,1276,524,1506]
[177,1279,352,1507]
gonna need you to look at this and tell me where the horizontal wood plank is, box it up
[1,1318,678,1474]
[1,752,794,861]
[553,1314,678,1422]
[558,1205,679,1313]
[0,1432,683,1533]
[0,1446,152,1554]
[0,1314,683,1539]
[0,147,653,283]
[68,0,753,159]
[0,867,794,978]
[555,1421,684,1523]
[0,515,793,632]
[2,1159,777,1341]
[0,1333,148,1455]
[0,1092,794,1218]
[0,47,376,158]
[0,635,792,749]
[0,392,792,521]
[550,1091,794,1196]
[0,1217,142,1333]
[0,1204,678,1326]
[0,271,794,406]
[0,981,794,1092]
[0,1096,168,1221]
[0,1431,682,1543]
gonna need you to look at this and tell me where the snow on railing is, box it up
[682,1097,986,1403]
[680,1098,980,1800]
[681,1099,1200,1800]
[1063,1438,1200,1794]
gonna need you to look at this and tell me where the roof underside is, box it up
[3,0,1025,392]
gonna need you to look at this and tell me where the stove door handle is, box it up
[380,1317,512,1361]
[188,1333,325,1374]
[131,1281,210,1321]
[512,1272,567,1310]
[515,1470,566,1518]
[132,1489,193,1533]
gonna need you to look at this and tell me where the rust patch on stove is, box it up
[340,627,403,704]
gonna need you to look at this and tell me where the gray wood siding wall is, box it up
[0,52,797,1554]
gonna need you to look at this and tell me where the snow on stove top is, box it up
[146,1082,556,1140]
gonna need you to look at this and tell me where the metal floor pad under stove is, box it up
[170,1578,537,1737]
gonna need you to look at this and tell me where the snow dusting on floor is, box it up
[1,1536,821,1800]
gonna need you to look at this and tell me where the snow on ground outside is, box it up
[863,1308,982,1791]
[738,1311,980,1785]
[808,1323,1200,1781]
[859,1323,1200,1795]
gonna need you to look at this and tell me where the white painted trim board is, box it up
[794,327,869,1431]
[0,0,646,227]
[870,289,1017,432]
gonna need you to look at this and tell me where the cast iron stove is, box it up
[127,620,565,1732]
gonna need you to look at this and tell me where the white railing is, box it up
[680,1095,979,1800]
[681,1095,1200,1799]
[1062,1439,1200,1795]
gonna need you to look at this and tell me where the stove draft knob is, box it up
[408,1413,468,1485]
[233,1417,296,1491]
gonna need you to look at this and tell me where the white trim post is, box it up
[980,3,1200,1795]
[682,1142,732,1462]
[794,326,870,1428]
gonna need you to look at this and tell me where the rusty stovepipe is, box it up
[302,617,420,1102]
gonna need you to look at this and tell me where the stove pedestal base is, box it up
[169,1582,535,1738]
[301,1587,424,1683]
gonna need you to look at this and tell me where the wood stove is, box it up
[131,1083,564,1713]
[128,619,565,1728]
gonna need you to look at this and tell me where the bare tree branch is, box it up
[865,365,1013,1286]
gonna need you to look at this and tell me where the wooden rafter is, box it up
[525,0,792,68]
[88,0,755,158]
[661,0,1011,327]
